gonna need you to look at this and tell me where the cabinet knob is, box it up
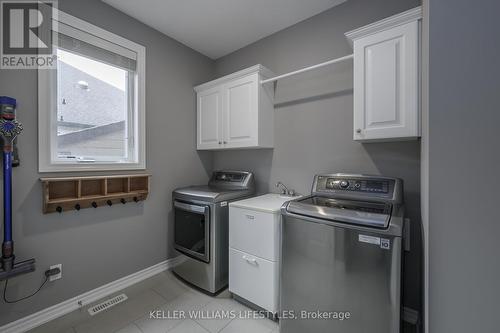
[223,141,227,144]
[356,128,362,134]
[133,196,139,202]
[91,202,98,208]
[107,200,113,206]
[218,141,222,145]
[56,206,63,213]
[75,203,81,211]
[242,255,257,264]
[120,198,126,204]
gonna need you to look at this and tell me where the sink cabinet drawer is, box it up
[229,248,278,313]
[229,207,279,261]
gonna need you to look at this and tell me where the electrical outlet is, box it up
[49,264,62,281]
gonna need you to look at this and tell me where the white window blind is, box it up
[57,22,137,71]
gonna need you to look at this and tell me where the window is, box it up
[39,11,145,172]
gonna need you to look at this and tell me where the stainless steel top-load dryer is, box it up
[172,171,255,294]
[280,173,404,333]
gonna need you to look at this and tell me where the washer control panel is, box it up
[312,174,402,203]
[311,173,403,202]
[324,177,389,194]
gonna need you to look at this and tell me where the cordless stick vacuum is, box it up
[0,96,35,281]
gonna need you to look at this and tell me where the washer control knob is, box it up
[340,180,349,189]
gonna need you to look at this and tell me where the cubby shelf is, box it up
[40,174,151,214]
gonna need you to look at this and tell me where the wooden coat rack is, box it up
[40,174,151,214]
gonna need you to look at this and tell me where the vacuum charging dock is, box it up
[0,96,36,282]
[0,256,36,281]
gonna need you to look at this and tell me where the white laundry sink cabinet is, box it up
[228,193,300,314]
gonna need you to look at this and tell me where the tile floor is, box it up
[27,270,279,333]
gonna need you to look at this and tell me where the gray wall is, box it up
[212,0,423,317]
[428,0,500,332]
[0,0,214,325]
[0,0,428,327]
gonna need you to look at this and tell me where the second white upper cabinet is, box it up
[195,65,275,150]
[346,7,422,142]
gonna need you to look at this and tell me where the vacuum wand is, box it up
[0,96,35,281]
[3,148,13,258]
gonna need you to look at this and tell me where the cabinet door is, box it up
[229,248,278,313]
[353,21,419,141]
[223,74,259,148]
[197,86,223,150]
[229,207,279,261]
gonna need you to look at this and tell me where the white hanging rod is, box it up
[260,53,354,85]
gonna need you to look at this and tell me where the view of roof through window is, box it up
[56,48,131,160]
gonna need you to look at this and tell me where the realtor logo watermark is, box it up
[1,0,57,69]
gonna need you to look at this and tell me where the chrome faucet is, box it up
[276,182,295,196]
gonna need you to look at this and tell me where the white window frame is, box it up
[38,10,146,172]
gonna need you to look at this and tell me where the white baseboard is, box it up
[0,256,184,333]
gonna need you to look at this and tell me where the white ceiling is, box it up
[102,0,347,59]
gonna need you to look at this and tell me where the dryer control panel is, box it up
[208,171,255,190]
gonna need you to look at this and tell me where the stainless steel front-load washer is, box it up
[172,171,255,294]
[280,173,405,333]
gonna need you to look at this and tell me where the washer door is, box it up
[174,201,210,263]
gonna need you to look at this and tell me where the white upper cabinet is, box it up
[195,65,275,150]
[346,7,422,142]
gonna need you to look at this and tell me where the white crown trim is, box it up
[194,64,274,92]
[345,6,422,43]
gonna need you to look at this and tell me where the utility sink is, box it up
[272,193,300,199]
[229,193,302,214]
